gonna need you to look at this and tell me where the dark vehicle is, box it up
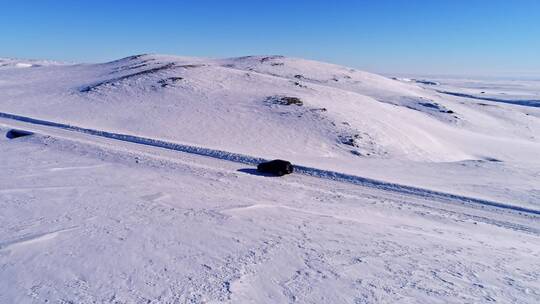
[257,159,294,176]
[6,129,33,139]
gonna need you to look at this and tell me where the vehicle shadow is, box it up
[237,168,277,177]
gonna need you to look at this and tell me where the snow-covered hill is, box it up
[0,54,539,205]
[2,54,538,162]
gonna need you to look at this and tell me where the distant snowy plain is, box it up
[0,55,539,303]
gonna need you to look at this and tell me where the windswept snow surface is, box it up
[1,54,540,302]
[0,127,539,303]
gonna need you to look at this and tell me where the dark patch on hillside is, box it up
[80,63,177,93]
[265,96,303,106]
[292,81,308,88]
[339,134,361,147]
[110,61,154,74]
[418,102,454,114]
[338,131,382,157]
[158,77,184,87]
[375,97,459,124]
[106,54,150,66]
[125,54,148,61]
[260,56,285,63]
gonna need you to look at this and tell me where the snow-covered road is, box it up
[1,123,539,303]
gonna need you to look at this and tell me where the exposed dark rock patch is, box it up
[337,131,382,157]
[265,96,303,106]
[418,102,438,109]
[158,77,184,87]
[291,73,338,85]
[106,54,151,67]
[111,54,149,63]
[110,60,156,74]
[125,54,148,61]
[377,97,457,123]
[339,134,361,147]
[292,81,307,88]
[418,102,454,113]
[80,63,177,93]
[260,56,285,63]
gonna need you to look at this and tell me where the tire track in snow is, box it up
[1,111,539,217]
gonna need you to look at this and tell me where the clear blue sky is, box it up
[1,0,539,76]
